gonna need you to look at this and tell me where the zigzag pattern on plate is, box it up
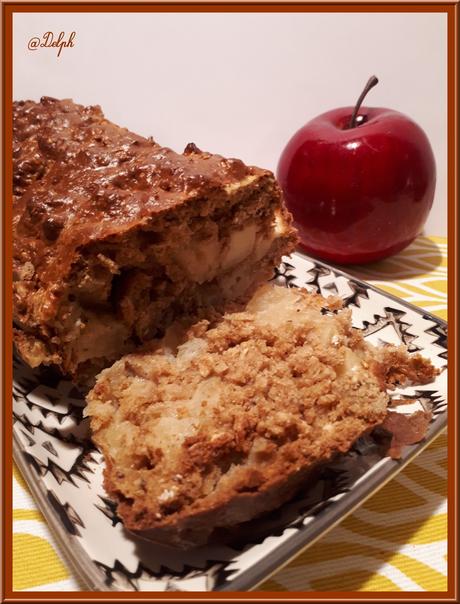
[13,252,448,592]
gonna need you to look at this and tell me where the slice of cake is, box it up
[86,284,437,548]
[13,97,297,383]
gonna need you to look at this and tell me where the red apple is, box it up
[277,77,436,264]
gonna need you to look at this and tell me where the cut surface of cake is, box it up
[86,284,437,548]
[13,97,297,383]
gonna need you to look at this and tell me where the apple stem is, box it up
[349,76,379,129]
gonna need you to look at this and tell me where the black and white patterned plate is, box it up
[13,252,448,592]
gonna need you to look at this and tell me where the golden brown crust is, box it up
[13,98,275,285]
[371,346,439,389]
[13,98,297,381]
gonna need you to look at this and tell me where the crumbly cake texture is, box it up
[86,285,437,548]
[13,97,297,384]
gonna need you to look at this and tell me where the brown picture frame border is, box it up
[2,2,457,601]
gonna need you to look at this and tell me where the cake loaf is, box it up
[86,285,437,548]
[13,97,297,383]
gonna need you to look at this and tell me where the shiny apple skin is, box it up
[277,106,436,264]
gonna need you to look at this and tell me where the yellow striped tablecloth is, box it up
[13,235,447,593]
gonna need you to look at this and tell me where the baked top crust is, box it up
[14,97,296,379]
[13,97,272,288]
